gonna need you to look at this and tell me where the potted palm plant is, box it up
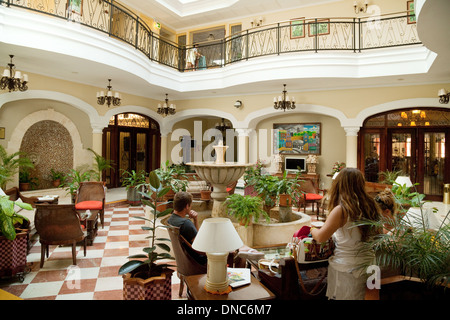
[155,161,189,201]
[87,148,114,182]
[19,168,38,191]
[60,166,93,203]
[226,193,270,227]
[118,170,175,300]
[276,170,303,207]
[0,145,34,190]
[0,195,32,279]
[49,169,65,188]
[357,186,450,299]
[121,169,147,206]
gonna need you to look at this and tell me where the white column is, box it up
[92,128,103,156]
[160,133,169,166]
[344,126,360,168]
[235,128,252,164]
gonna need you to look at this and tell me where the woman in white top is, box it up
[310,168,381,300]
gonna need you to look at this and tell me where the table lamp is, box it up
[394,176,413,187]
[192,218,243,294]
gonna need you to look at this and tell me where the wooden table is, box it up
[78,210,99,245]
[184,273,275,300]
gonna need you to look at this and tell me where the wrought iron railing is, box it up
[1,0,421,72]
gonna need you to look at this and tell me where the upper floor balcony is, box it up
[0,0,440,98]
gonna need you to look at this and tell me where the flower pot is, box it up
[122,268,174,300]
[279,194,292,207]
[163,189,175,201]
[19,183,30,191]
[52,179,61,188]
[127,187,142,206]
[0,229,29,279]
[200,190,211,200]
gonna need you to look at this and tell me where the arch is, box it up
[8,108,91,169]
[239,103,350,129]
[100,105,164,131]
[0,90,102,131]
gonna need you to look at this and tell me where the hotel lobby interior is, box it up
[0,0,449,301]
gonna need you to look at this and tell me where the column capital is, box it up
[344,126,360,136]
[235,128,254,137]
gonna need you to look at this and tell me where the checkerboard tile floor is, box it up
[0,206,185,300]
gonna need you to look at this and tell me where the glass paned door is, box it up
[390,131,414,178]
[363,133,381,182]
[119,131,131,183]
[136,132,147,173]
[423,132,446,196]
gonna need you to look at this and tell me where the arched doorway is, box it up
[358,107,450,200]
[103,113,161,188]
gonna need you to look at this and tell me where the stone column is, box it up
[235,128,252,164]
[344,126,360,168]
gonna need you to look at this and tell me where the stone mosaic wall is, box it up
[19,120,73,190]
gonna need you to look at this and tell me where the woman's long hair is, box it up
[327,168,381,241]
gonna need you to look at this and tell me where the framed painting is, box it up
[273,123,321,155]
[290,18,305,39]
[407,1,416,24]
[308,19,330,37]
[67,0,83,15]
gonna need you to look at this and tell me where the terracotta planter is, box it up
[200,190,211,200]
[123,269,174,300]
[19,183,30,191]
[0,229,29,279]
[163,189,175,201]
[279,194,292,207]
[52,179,61,188]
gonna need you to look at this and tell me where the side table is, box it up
[78,210,99,245]
[184,273,275,300]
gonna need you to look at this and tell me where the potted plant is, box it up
[118,170,175,300]
[87,148,114,182]
[0,195,32,279]
[49,169,65,188]
[226,193,270,227]
[60,166,93,203]
[155,160,189,201]
[200,180,212,200]
[358,186,450,299]
[276,170,303,207]
[121,169,147,206]
[19,168,38,191]
[0,145,34,190]
[252,174,279,211]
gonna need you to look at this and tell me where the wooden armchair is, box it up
[74,181,106,228]
[167,226,207,297]
[34,204,87,268]
[4,187,39,208]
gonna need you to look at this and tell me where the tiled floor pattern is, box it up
[0,206,185,300]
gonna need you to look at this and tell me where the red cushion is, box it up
[75,200,103,210]
[226,188,232,192]
[305,193,323,201]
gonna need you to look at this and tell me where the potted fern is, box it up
[118,170,175,300]
[226,193,270,227]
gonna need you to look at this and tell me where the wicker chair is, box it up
[34,204,86,268]
[74,181,106,228]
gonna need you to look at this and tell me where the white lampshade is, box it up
[395,176,413,187]
[192,218,243,253]
[438,88,447,96]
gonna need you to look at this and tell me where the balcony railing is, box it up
[1,0,421,72]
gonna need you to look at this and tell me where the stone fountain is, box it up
[187,141,252,218]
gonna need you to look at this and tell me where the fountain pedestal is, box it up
[187,162,252,218]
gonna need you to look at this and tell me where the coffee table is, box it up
[78,210,99,245]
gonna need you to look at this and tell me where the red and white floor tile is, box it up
[0,206,185,300]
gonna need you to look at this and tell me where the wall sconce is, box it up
[438,88,449,104]
[234,100,242,108]
[354,0,369,14]
[251,16,264,27]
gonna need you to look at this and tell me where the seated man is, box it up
[167,191,207,264]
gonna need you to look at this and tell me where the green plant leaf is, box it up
[118,260,144,275]
[156,243,171,252]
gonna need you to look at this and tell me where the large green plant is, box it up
[121,169,147,190]
[275,171,302,196]
[118,170,174,278]
[60,166,94,198]
[252,174,280,207]
[357,189,450,288]
[154,160,188,193]
[226,193,270,227]
[87,148,114,182]
[0,195,32,240]
[0,145,34,189]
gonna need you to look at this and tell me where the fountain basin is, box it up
[234,210,311,247]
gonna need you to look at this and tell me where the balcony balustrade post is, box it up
[314,19,318,53]
[277,23,280,55]
[135,16,139,49]
[246,30,249,61]
[358,18,362,52]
